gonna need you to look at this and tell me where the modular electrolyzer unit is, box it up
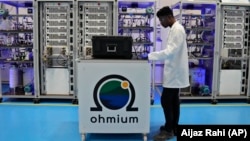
[215,0,250,102]
[0,0,34,102]
[33,0,77,104]
[77,0,116,59]
[117,0,156,105]
[172,0,218,99]
[117,0,156,60]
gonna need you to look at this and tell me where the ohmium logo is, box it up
[91,75,138,111]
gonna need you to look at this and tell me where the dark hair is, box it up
[156,6,173,18]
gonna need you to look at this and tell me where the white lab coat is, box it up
[148,21,190,88]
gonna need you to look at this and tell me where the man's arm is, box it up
[148,27,185,60]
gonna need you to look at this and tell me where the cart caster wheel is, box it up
[81,133,86,141]
[211,99,217,104]
[33,99,40,104]
[151,99,154,105]
[143,134,147,141]
[72,99,78,105]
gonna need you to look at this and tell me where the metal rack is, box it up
[172,0,219,101]
[213,0,250,104]
[33,0,77,104]
[117,0,156,104]
[76,0,117,60]
[0,0,34,102]
[117,0,156,60]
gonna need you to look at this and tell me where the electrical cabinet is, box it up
[213,0,250,103]
[33,0,77,104]
[117,0,156,104]
[0,0,34,102]
[117,0,156,59]
[76,0,117,60]
[172,0,218,100]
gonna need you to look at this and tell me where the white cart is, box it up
[76,59,151,141]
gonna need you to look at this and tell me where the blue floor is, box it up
[0,102,250,141]
[0,89,250,141]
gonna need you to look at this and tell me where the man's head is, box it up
[157,6,175,28]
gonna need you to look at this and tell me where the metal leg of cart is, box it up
[81,133,86,141]
[142,133,148,141]
[151,85,156,105]
[151,94,154,105]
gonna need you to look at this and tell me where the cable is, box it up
[132,45,139,59]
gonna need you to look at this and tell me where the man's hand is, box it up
[148,52,158,60]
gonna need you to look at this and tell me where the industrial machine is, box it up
[172,0,218,101]
[0,0,34,102]
[33,0,77,103]
[117,0,156,104]
[76,0,117,60]
[213,0,250,103]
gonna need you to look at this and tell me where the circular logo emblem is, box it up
[99,80,130,110]
[91,75,138,111]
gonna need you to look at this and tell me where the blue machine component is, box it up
[0,9,8,17]
[24,83,34,94]
[118,1,154,9]
[199,85,210,96]
[1,1,32,8]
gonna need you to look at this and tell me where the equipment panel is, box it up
[117,0,156,60]
[34,0,76,101]
[43,2,71,68]
[77,1,114,59]
[0,0,34,100]
[218,5,250,97]
[172,1,218,98]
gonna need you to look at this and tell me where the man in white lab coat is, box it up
[148,6,190,141]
